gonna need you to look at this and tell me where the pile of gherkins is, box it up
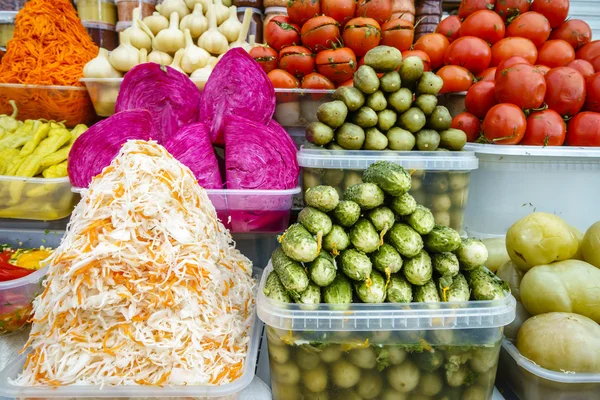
[305,46,467,151]
[265,161,507,306]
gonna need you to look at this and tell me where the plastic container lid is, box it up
[82,21,116,30]
[75,0,116,4]
[298,146,479,171]
[258,263,515,332]
[502,339,600,384]
[264,6,287,13]
[237,7,263,13]
[465,143,600,159]
[0,11,17,23]
[116,20,132,32]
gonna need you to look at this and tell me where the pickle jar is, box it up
[237,7,263,44]
[76,0,118,25]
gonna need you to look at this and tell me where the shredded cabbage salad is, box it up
[13,140,256,387]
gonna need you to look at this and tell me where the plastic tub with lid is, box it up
[81,77,212,117]
[0,0,26,12]
[0,229,63,337]
[0,84,96,128]
[273,89,335,128]
[258,262,516,400]
[116,0,156,21]
[82,21,118,51]
[298,146,479,233]
[76,0,118,24]
[498,338,600,400]
[463,143,600,236]
[0,11,15,48]
[0,282,263,399]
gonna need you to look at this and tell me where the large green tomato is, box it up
[520,259,600,323]
[482,238,510,273]
[517,312,600,373]
[506,212,579,272]
[582,221,600,268]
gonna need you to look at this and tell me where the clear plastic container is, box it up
[76,0,118,24]
[273,89,335,128]
[0,0,26,12]
[81,77,209,117]
[498,339,600,400]
[463,143,600,236]
[207,187,301,234]
[0,176,78,220]
[0,11,16,48]
[0,229,64,337]
[437,91,466,118]
[83,21,118,51]
[0,84,96,128]
[116,0,156,21]
[0,315,262,399]
[115,19,132,32]
[258,263,516,400]
[297,146,479,232]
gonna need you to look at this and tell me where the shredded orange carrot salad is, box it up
[0,0,98,86]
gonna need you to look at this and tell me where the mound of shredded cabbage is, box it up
[13,140,256,387]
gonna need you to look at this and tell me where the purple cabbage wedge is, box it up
[199,48,276,145]
[68,109,154,188]
[115,63,201,144]
[163,123,223,189]
[224,115,299,190]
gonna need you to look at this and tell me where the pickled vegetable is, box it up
[431,252,459,279]
[387,361,420,393]
[466,267,506,301]
[317,100,349,129]
[377,109,397,131]
[364,128,389,150]
[354,65,380,94]
[341,248,373,281]
[582,221,600,268]
[333,86,365,112]
[424,225,461,253]
[323,273,353,306]
[506,212,579,272]
[399,107,426,133]
[368,206,395,232]
[455,238,488,271]
[517,312,600,373]
[272,247,310,294]
[362,161,412,196]
[439,273,470,302]
[332,200,361,227]
[331,360,362,388]
[323,225,351,254]
[350,218,381,254]
[403,250,433,286]
[414,280,441,302]
[406,205,435,235]
[344,183,385,210]
[413,348,444,371]
[372,243,403,274]
[380,71,401,93]
[389,223,424,258]
[366,91,388,112]
[400,56,424,84]
[390,192,417,216]
[520,259,600,323]
[281,223,319,263]
[349,346,378,369]
[352,106,379,128]
[336,123,366,150]
[305,185,340,213]
[302,364,328,393]
[482,238,509,273]
[387,273,413,302]
[388,88,414,113]
[387,127,415,150]
[306,122,335,146]
[294,282,321,306]
[264,271,291,303]
[364,46,403,72]
[299,207,333,236]
[354,270,386,303]
[308,251,337,287]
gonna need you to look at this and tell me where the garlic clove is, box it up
[153,12,186,55]
[213,0,229,26]
[197,4,229,55]
[181,29,211,74]
[218,6,242,43]
[109,32,140,72]
[148,50,174,65]
[143,12,169,36]
[180,3,208,39]
[169,49,186,74]
[124,7,153,51]
[158,0,189,19]
[83,48,123,78]
[229,7,252,52]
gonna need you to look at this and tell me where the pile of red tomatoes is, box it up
[250,0,416,91]
[405,0,600,146]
